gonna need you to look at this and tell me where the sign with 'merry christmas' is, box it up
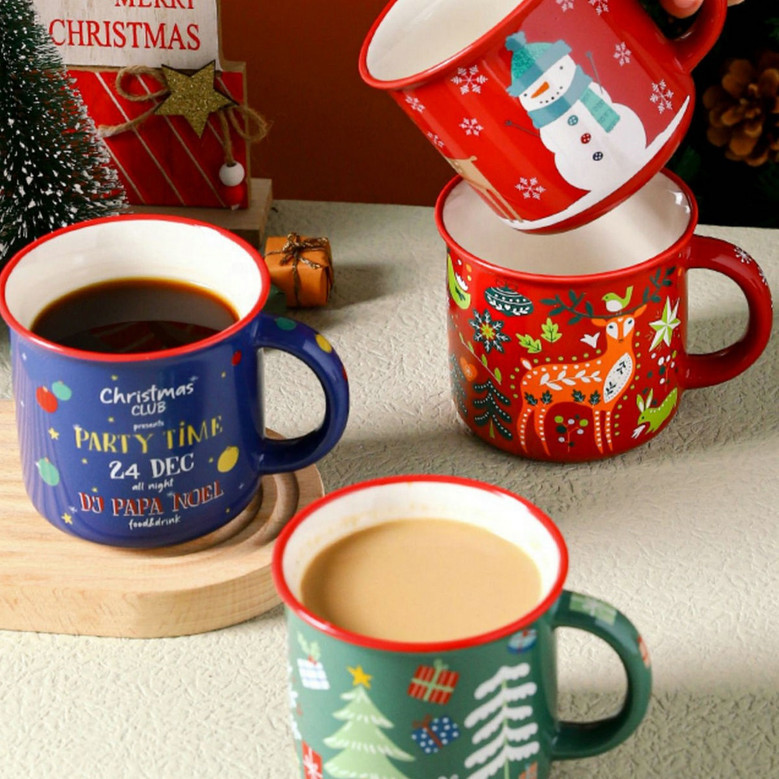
[34,0,222,70]
[33,0,266,209]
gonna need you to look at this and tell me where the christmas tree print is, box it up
[323,683,414,778]
[0,0,126,265]
[463,663,540,779]
[472,379,513,441]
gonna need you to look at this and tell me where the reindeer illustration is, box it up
[517,306,646,455]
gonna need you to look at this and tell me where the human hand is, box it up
[660,0,743,19]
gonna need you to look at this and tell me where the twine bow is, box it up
[266,233,332,306]
[98,65,269,168]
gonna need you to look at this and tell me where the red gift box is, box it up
[70,66,252,209]
[407,659,460,704]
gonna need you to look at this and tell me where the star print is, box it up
[649,298,681,351]
[61,513,73,524]
[48,428,59,440]
[347,665,372,688]
[156,61,235,137]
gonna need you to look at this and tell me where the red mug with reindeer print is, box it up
[437,171,773,461]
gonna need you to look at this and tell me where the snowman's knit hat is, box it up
[506,32,572,96]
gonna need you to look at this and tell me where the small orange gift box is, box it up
[263,233,333,308]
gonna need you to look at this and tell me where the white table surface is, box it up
[0,200,776,778]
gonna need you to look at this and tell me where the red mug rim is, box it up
[359,0,541,90]
[271,474,570,654]
[0,214,271,364]
[434,169,699,284]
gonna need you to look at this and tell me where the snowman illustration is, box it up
[505,31,684,199]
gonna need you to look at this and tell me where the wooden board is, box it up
[0,401,323,638]
[130,178,274,248]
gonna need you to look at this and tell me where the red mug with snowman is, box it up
[360,0,727,233]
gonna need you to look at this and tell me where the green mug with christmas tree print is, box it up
[272,475,652,778]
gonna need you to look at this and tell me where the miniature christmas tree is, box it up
[0,0,126,266]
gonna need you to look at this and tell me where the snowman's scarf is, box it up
[526,67,620,132]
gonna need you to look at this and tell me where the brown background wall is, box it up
[220,0,452,205]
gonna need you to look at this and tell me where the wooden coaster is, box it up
[0,400,323,638]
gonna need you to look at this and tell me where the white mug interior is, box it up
[2,218,263,331]
[281,479,564,621]
[442,171,692,276]
[366,0,523,81]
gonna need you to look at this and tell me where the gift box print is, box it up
[407,659,460,704]
[411,713,461,755]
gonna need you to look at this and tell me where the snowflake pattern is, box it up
[650,81,674,113]
[460,117,484,136]
[557,0,575,10]
[427,131,445,148]
[451,65,488,94]
[735,247,769,286]
[405,94,425,113]
[614,42,632,66]
[589,0,609,14]
[516,177,546,200]
[735,247,752,264]
[469,309,511,353]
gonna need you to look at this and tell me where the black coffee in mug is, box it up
[31,278,239,354]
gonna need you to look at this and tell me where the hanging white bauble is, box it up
[219,162,245,187]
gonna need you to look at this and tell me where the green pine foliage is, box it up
[0,0,126,266]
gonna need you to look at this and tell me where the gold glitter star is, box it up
[48,427,59,440]
[62,513,73,524]
[156,61,235,137]
[347,666,372,688]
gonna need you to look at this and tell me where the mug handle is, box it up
[550,590,652,761]
[682,235,773,390]
[668,0,728,72]
[254,314,349,473]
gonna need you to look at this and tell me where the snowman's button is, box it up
[593,151,604,161]
[581,133,592,144]
[568,115,579,126]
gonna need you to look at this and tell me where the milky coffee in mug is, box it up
[300,517,543,642]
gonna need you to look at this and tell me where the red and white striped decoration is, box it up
[70,67,250,209]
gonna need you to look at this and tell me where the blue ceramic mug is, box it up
[0,216,349,547]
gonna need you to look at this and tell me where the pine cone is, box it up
[703,51,779,167]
